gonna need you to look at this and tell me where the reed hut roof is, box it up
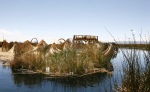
[14,40,35,55]
[38,40,48,46]
[2,40,8,45]
[36,40,48,49]
[22,40,35,49]
[32,40,48,51]
[8,44,16,53]
[51,43,58,50]
[63,41,70,50]
[8,42,15,50]
[2,40,9,52]
[49,43,61,54]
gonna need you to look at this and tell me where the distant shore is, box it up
[0,48,14,66]
[117,44,150,50]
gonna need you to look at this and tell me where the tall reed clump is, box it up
[115,32,150,92]
[12,52,46,71]
[45,43,113,75]
[11,41,48,71]
[46,45,98,75]
[115,48,150,92]
[46,48,78,75]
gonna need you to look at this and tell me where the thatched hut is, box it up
[49,43,61,54]
[8,44,16,53]
[9,42,16,49]
[2,40,9,52]
[63,39,72,50]
[35,40,48,51]
[55,38,72,50]
[55,43,64,50]
[12,41,36,69]
[14,40,35,55]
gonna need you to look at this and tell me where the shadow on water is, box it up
[11,74,44,88]
[12,71,109,87]
[10,71,114,92]
[45,73,108,87]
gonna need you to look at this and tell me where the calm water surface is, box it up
[0,49,145,92]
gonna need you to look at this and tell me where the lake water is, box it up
[0,49,146,92]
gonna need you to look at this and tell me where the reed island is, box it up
[0,35,116,78]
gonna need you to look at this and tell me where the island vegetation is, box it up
[0,35,116,78]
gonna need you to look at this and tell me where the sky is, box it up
[0,0,150,43]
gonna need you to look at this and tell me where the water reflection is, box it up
[11,72,113,92]
[12,72,109,87]
[12,74,44,88]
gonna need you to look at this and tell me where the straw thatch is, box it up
[8,42,16,50]
[34,40,48,51]
[63,39,71,50]
[8,44,16,53]
[49,43,61,54]
[2,40,9,52]
[55,43,64,50]
[11,41,36,69]
[14,40,35,55]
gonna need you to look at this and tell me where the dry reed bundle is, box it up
[2,40,9,52]
[8,42,16,50]
[36,40,48,51]
[55,43,64,50]
[11,40,37,69]
[63,39,71,50]
[14,40,35,55]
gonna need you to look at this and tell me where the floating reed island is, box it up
[0,35,117,78]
